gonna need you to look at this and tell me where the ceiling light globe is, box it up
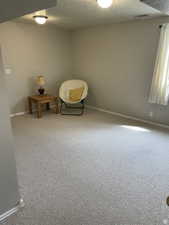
[34,16,48,25]
[97,0,112,8]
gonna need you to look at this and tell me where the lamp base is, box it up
[38,88,45,95]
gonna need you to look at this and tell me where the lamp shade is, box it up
[36,76,45,86]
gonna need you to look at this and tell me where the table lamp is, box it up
[36,76,45,95]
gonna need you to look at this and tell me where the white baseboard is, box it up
[0,198,24,223]
[86,105,169,130]
[10,112,27,118]
[10,105,169,130]
[10,104,57,118]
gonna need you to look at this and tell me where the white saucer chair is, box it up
[59,80,88,115]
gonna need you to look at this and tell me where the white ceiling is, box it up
[0,0,56,23]
[16,0,165,30]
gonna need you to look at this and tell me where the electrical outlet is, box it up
[149,112,153,117]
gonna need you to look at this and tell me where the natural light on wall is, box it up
[97,0,113,8]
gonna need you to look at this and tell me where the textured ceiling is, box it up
[16,0,165,30]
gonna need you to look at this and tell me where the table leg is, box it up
[46,102,50,110]
[37,102,42,118]
[28,97,33,114]
[55,98,59,114]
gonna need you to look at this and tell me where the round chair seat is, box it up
[59,80,88,104]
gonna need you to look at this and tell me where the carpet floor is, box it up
[2,109,169,225]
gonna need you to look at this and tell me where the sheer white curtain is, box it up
[149,23,169,105]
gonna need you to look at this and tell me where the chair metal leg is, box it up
[60,99,64,115]
[60,99,85,116]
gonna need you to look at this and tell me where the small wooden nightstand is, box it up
[28,95,59,118]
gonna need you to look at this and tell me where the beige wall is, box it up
[0,22,72,114]
[72,17,169,125]
[0,0,56,216]
[2,18,169,125]
[0,47,20,215]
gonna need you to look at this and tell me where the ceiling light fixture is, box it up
[33,15,48,25]
[97,0,113,8]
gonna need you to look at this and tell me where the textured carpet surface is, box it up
[2,109,169,225]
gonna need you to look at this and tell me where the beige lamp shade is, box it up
[36,76,45,86]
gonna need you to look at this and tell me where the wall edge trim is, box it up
[10,112,27,118]
[11,105,169,129]
[0,198,24,223]
[86,105,169,130]
[10,104,57,118]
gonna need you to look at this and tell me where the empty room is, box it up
[1,1,169,225]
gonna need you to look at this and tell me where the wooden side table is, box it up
[28,95,59,118]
